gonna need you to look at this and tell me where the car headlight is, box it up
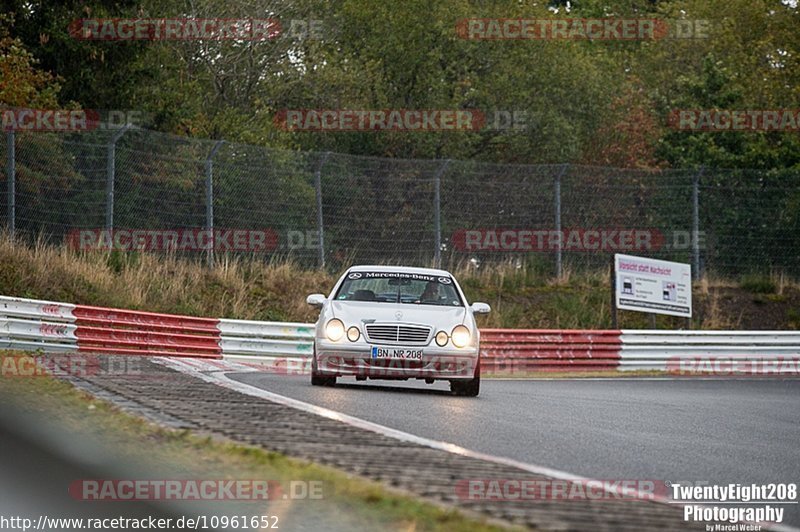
[347,326,360,342]
[435,331,449,347]
[325,319,345,341]
[451,325,470,348]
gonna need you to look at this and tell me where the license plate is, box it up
[371,346,423,359]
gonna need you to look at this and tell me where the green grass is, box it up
[739,274,777,294]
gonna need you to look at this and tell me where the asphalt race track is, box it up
[229,373,800,527]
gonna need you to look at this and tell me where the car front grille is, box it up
[365,324,431,345]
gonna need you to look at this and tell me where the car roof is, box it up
[347,265,454,277]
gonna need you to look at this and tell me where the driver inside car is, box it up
[419,281,440,304]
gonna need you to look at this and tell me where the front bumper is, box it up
[314,339,478,380]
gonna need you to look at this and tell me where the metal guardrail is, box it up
[218,319,314,339]
[0,295,76,321]
[72,305,220,357]
[0,296,79,352]
[217,318,313,362]
[479,329,622,372]
[0,295,312,360]
[619,330,800,372]
[0,295,220,358]
[2,295,799,374]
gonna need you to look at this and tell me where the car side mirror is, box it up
[306,294,326,308]
[471,302,491,315]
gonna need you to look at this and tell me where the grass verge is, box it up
[1,234,798,329]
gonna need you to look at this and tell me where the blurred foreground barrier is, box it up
[3,295,799,373]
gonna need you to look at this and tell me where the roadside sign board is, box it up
[614,254,692,317]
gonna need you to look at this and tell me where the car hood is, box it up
[330,301,467,326]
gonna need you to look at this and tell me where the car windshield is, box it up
[334,272,463,306]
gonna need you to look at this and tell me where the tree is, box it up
[0,13,60,108]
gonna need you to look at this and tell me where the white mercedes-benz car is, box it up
[306,265,490,396]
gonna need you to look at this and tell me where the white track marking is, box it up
[155,356,798,532]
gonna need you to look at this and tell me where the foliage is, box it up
[2,1,798,169]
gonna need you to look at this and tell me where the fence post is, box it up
[433,159,451,269]
[205,140,225,267]
[554,163,568,278]
[105,125,132,240]
[692,166,703,280]
[315,152,331,269]
[5,130,14,235]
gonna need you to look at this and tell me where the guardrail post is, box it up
[314,152,331,269]
[205,140,225,267]
[433,159,451,269]
[692,167,703,280]
[105,125,132,242]
[5,130,15,236]
[554,163,568,278]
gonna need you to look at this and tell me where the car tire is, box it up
[311,373,335,386]
[311,348,336,387]
[451,359,480,397]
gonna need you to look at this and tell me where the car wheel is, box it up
[311,373,336,386]
[451,359,480,397]
[311,347,336,387]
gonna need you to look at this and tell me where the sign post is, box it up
[614,254,692,320]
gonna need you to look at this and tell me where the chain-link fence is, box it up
[2,127,799,277]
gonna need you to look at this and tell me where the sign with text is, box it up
[615,254,692,317]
